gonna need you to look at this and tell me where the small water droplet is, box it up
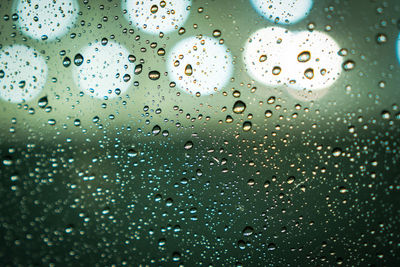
[127,149,138,157]
[381,110,390,119]
[376,33,387,44]
[212,29,221,38]
[48,119,56,126]
[304,68,314,79]
[259,54,267,62]
[242,226,254,237]
[297,51,311,63]
[63,57,71,67]
[184,64,193,76]
[332,148,342,157]
[134,64,142,75]
[272,66,281,75]
[184,141,193,150]
[343,60,355,71]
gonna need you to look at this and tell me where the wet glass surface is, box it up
[0,0,399,265]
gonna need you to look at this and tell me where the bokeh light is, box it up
[122,0,192,35]
[0,44,47,103]
[73,40,135,99]
[243,27,342,97]
[250,0,313,24]
[13,0,79,41]
[167,35,233,96]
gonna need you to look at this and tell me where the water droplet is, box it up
[259,54,267,62]
[38,96,48,108]
[238,240,246,250]
[267,96,275,104]
[265,110,273,118]
[74,119,81,126]
[178,27,186,35]
[381,110,390,119]
[150,5,158,14]
[48,119,56,126]
[297,51,311,63]
[338,48,348,56]
[287,176,295,184]
[268,243,276,251]
[127,149,138,157]
[128,54,136,63]
[376,33,387,44]
[184,141,193,150]
[152,125,161,135]
[134,64,143,75]
[212,29,221,38]
[172,252,181,262]
[123,74,131,82]
[339,187,348,194]
[225,115,233,123]
[332,148,342,157]
[157,48,165,56]
[233,101,246,114]
[63,57,71,67]
[243,121,252,131]
[304,68,314,79]
[242,226,254,237]
[343,60,355,71]
[184,64,193,76]
[74,53,84,66]
[18,80,26,88]
[148,70,160,80]
[0,70,5,78]
[272,66,281,75]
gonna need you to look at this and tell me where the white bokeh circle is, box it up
[243,27,342,94]
[122,0,191,35]
[167,35,233,96]
[13,0,79,41]
[284,30,342,90]
[250,0,313,25]
[243,27,293,86]
[73,40,135,99]
[0,44,48,103]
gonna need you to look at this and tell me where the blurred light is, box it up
[397,32,400,64]
[243,27,292,86]
[122,0,191,35]
[250,0,313,24]
[285,30,342,91]
[243,27,342,97]
[73,41,135,99]
[167,36,233,96]
[14,0,79,41]
[0,44,48,103]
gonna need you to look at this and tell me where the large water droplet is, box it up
[148,70,160,80]
[74,53,84,66]
[233,100,246,114]
[184,64,193,76]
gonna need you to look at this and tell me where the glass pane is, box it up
[0,0,399,265]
